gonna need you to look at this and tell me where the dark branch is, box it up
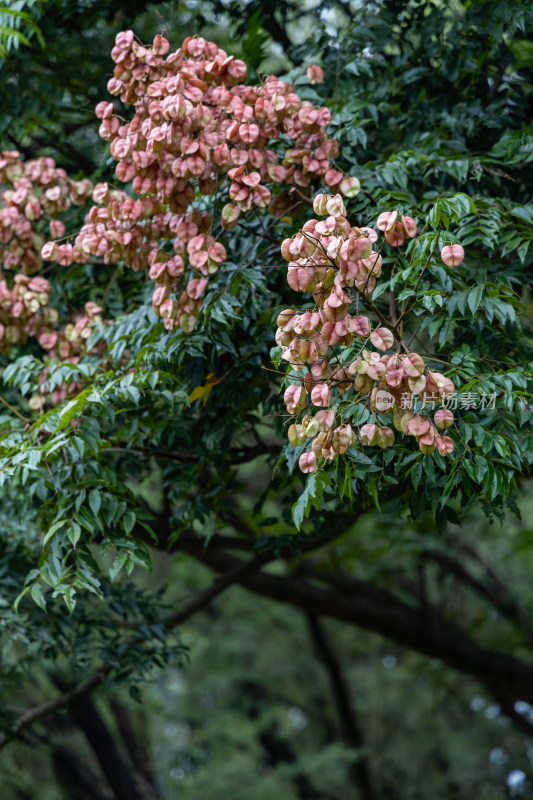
[177,542,533,706]
[307,614,376,800]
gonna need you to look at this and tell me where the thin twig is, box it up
[0,395,31,424]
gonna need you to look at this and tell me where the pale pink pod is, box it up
[376,210,398,233]
[347,315,371,339]
[324,168,343,187]
[306,65,324,84]
[339,176,361,198]
[434,409,454,430]
[152,34,170,55]
[325,194,346,218]
[41,241,59,261]
[284,384,306,414]
[401,352,425,377]
[407,415,430,437]
[315,409,335,430]
[277,309,296,329]
[370,327,394,351]
[359,423,377,447]
[311,384,331,408]
[441,244,464,267]
[313,193,328,216]
[299,451,317,473]
[401,215,417,238]
[436,435,454,456]
[384,221,405,247]
[95,101,114,120]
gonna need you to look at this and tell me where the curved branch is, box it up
[178,542,533,705]
[307,614,376,800]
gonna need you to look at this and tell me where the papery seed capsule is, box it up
[360,423,377,446]
[307,65,324,84]
[401,215,417,238]
[434,409,454,430]
[376,426,395,449]
[288,423,307,446]
[284,384,306,414]
[311,383,331,407]
[302,416,320,438]
[325,194,346,218]
[339,176,361,198]
[440,244,464,267]
[299,451,317,473]
[376,210,398,233]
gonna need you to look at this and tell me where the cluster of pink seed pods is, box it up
[277,194,458,473]
[30,301,106,409]
[0,152,93,354]
[41,32,359,333]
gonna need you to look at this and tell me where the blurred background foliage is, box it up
[0,0,533,798]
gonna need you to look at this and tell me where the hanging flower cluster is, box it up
[277,194,458,473]
[0,151,93,354]
[41,32,360,333]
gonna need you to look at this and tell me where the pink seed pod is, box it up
[306,65,324,84]
[312,193,328,217]
[95,101,114,119]
[287,267,315,293]
[339,176,361,198]
[299,451,317,473]
[57,244,73,266]
[284,384,306,414]
[384,221,404,248]
[369,327,394,351]
[440,244,464,267]
[313,409,334,430]
[407,415,430,437]
[324,168,343,187]
[50,219,65,239]
[358,226,378,243]
[311,383,331,407]
[41,241,59,261]
[277,308,296,329]
[376,210,398,233]
[401,215,417,238]
[434,409,454,430]
[347,315,371,339]
[436,435,454,456]
[325,194,346,218]
[38,331,58,350]
[359,423,377,447]
[401,352,425,377]
[152,34,170,55]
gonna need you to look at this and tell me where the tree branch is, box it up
[307,613,376,800]
[177,542,533,706]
